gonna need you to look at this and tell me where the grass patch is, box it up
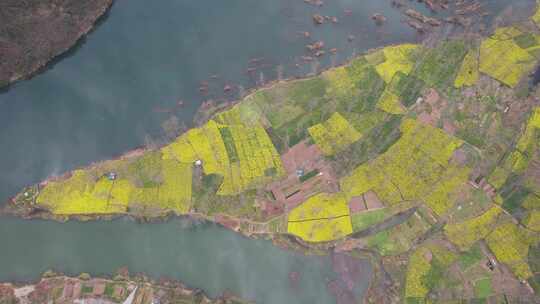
[502,187,530,214]
[351,66,387,113]
[514,33,538,49]
[458,244,484,270]
[219,127,239,163]
[474,278,493,298]
[299,169,319,182]
[350,209,388,232]
[82,285,93,294]
[104,283,115,297]
[391,72,425,107]
[413,40,467,89]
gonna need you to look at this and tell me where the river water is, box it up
[0,0,534,303]
[0,217,373,303]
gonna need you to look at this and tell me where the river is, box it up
[0,216,374,303]
[0,0,534,303]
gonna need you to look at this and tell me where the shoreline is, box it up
[0,270,253,304]
[0,0,115,90]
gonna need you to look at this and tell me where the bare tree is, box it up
[237,85,246,99]
[310,60,320,75]
[258,71,265,86]
[276,64,284,81]
[144,134,158,150]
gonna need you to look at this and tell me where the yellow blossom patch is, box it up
[524,211,540,232]
[486,222,537,279]
[405,244,457,298]
[479,37,535,87]
[444,206,503,250]
[216,122,285,195]
[454,49,479,88]
[322,66,357,101]
[287,193,352,242]
[157,160,193,212]
[532,5,540,27]
[376,90,405,114]
[405,246,432,298]
[375,44,419,83]
[161,116,284,195]
[341,119,466,216]
[37,170,127,215]
[491,26,524,40]
[308,112,362,155]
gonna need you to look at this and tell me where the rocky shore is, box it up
[0,0,114,88]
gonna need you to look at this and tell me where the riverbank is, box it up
[0,0,114,88]
[0,270,253,304]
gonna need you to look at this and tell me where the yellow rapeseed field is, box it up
[405,244,457,298]
[37,170,127,215]
[308,112,362,155]
[323,66,357,101]
[444,206,503,250]
[524,211,540,232]
[533,3,540,26]
[405,246,432,298]
[375,44,419,83]
[376,90,405,114]
[486,222,536,279]
[287,193,352,242]
[479,37,535,88]
[454,49,479,88]
[341,119,466,216]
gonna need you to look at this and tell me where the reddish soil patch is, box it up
[0,284,14,298]
[61,281,74,299]
[93,280,106,296]
[265,140,339,214]
[348,196,366,214]
[72,282,82,299]
[363,191,383,210]
[442,119,457,135]
[417,88,450,131]
[214,214,240,231]
[113,285,125,299]
[281,141,323,174]
[469,174,496,199]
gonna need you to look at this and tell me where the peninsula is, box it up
[4,3,540,303]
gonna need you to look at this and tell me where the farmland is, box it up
[6,3,540,303]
